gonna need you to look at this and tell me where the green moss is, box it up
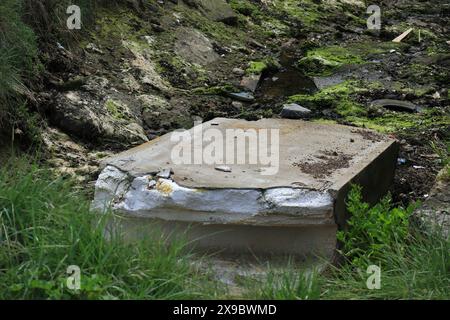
[398,62,448,85]
[344,109,450,133]
[386,23,437,44]
[289,81,366,116]
[238,108,273,121]
[229,0,260,17]
[245,57,281,75]
[271,0,323,28]
[298,42,402,76]
[192,84,238,95]
[105,99,131,121]
[229,0,290,37]
[344,12,366,26]
[246,61,267,75]
[391,81,434,98]
[290,80,450,134]
[179,4,246,46]
[438,164,450,183]
[94,9,147,44]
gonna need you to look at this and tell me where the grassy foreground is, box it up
[0,157,219,299]
[0,159,449,299]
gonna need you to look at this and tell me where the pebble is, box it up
[280,103,312,119]
[215,165,232,173]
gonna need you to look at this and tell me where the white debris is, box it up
[215,165,232,173]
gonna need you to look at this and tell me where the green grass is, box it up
[241,267,322,300]
[244,186,449,300]
[322,231,449,299]
[0,0,39,137]
[1,158,449,300]
[0,158,219,299]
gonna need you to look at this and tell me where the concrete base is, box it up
[93,118,399,259]
[110,218,338,259]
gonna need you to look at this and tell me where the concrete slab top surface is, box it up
[103,118,396,191]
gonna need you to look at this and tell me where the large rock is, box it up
[186,0,238,25]
[49,91,148,145]
[92,118,399,259]
[240,74,261,93]
[139,94,193,132]
[122,40,171,93]
[174,27,219,66]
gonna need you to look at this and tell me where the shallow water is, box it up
[256,52,317,104]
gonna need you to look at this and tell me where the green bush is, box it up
[249,186,449,300]
[337,185,415,267]
[326,229,450,299]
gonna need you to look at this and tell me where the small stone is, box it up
[232,101,243,109]
[215,165,232,173]
[157,168,173,179]
[280,104,312,119]
[86,43,103,54]
[227,92,255,102]
[143,35,155,45]
[240,74,261,93]
[232,68,245,76]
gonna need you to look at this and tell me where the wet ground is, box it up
[256,51,317,105]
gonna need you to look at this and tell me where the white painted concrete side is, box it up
[92,165,335,226]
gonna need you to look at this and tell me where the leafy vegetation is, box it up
[337,185,415,267]
[246,186,449,300]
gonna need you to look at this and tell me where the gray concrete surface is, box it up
[93,118,399,259]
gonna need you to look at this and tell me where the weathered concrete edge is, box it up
[92,139,399,228]
[332,140,400,229]
[92,165,336,227]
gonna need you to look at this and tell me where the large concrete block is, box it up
[92,118,398,260]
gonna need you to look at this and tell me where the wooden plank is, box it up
[392,28,414,43]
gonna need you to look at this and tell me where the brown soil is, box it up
[293,150,352,179]
[351,129,384,143]
[391,127,449,206]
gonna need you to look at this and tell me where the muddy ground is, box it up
[22,0,449,207]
